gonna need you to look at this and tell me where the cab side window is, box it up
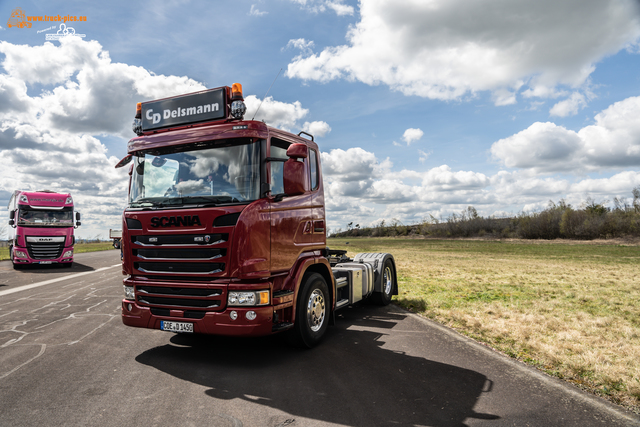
[309,149,319,191]
[270,139,289,195]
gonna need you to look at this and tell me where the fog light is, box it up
[230,100,246,119]
[15,250,27,259]
[63,250,73,258]
[132,118,143,136]
[230,311,238,320]
[124,286,135,300]
[127,303,132,311]
[246,311,257,321]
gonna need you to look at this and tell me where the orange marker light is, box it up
[231,83,243,100]
[135,102,142,119]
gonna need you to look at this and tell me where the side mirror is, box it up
[75,212,81,221]
[115,154,133,169]
[9,210,15,220]
[282,143,310,197]
[8,219,14,226]
[286,143,308,159]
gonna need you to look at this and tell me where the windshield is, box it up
[129,138,262,208]
[17,208,74,227]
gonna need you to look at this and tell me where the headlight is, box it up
[228,290,269,306]
[19,195,28,203]
[63,250,73,258]
[124,286,135,300]
[14,250,28,258]
[65,196,73,204]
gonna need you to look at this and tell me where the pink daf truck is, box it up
[7,190,81,269]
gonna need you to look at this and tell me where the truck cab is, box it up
[118,84,397,347]
[7,190,81,269]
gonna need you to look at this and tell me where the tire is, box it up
[9,246,22,270]
[289,273,330,348]
[371,259,395,306]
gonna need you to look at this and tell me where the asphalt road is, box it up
[0,251,638,427]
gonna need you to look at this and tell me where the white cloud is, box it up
[249,5,268,16]
[284,38,315,56]
[326,1,355,16]
[286,0,640,104]
[244,95,311,131]
[549,92,587,117]
[418,150,431,163]
[491,122,583,172]
[491,95,640,172]
[402,128,424,145]
[302,120,331,137]
[290,0,354,16]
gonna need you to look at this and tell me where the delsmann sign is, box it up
[141,88,226,131]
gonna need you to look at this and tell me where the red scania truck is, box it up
[7,190,81,269]
[116,84,397,347]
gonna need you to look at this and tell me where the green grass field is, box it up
[328,237,640,413]
[0,242,116,261]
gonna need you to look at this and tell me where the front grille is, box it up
[134,248,224,260]
[138,296,221,309]
[27,242,64,259]
[136,284,224,311]
[130,233,229,278]
[138,286,222,297]
[136,262,224,274]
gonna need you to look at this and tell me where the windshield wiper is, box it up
[181,196,241,207]
[131,196,242,208]
[130,198,180,208]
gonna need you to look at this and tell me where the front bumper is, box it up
[12,247,73,265]
[121,300,275,336]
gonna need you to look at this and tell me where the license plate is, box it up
[160,321,193,333]
[39,261,52,264]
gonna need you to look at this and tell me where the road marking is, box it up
[0,264,121,297]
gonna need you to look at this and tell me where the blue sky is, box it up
[1,0,640,238]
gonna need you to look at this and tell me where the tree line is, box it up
[331,187,640,240]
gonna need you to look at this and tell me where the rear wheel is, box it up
[371,259,395,306]
[289,273,329,348]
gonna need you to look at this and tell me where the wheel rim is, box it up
[306,289,325,332]
[383,265,393,295]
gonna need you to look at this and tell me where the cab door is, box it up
[269,138,325,273]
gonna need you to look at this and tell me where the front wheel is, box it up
[289,273,330,348]
[371,259,395,306]
[9,246,22,270]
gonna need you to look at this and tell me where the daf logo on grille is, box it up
[205,235,210,243]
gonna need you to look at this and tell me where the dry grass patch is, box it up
[328,237,640,412]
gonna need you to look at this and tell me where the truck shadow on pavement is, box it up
[136,305,500,427]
